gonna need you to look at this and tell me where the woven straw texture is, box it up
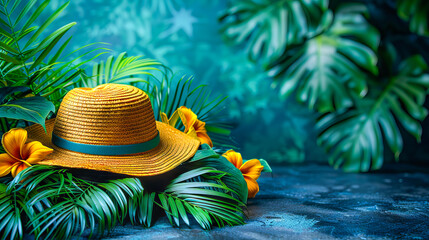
[25,84,200,177]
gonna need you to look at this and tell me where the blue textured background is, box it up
[39,0,324,164]
[40,0,429,166]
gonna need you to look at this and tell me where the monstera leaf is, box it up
[80,52,161,87]
[219,0,329,63]
[267,4,380,112]
[397,0,429,36]
[317,55,429,172]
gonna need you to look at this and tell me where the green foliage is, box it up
[77,52,235,148]
[397,0,429,36]
[159,168,245,228]
[0,184,25,240]
[0,147,247,239]
[143,74,234,148]
[317,55,429,172]
[220,0,329,63]
[189,144,248,204]
[267,5,379,112]
[0,86,54,132]
[0,0,104,131]
[221,0,429,171]
[79,52,162,87]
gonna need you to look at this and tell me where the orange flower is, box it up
[161,106,213,147]
[222,150,264,198]
[0,128,53,178]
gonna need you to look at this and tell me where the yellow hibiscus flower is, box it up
[0,128,53,178]
[161,106,213,147]
[222,150,264,198]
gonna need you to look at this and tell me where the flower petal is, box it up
[2,128,27,160]
[240,159,264,180]
[168,109,181,127]
[222,150,243,169]
[160,112,170,125]
[186,126,199,140]
[178,106,198,133]
[0,153,18,177]
[196,132,213,147]
[161,109,181,128]
[192,119,213,147]
[244,175,259,198]
[22,141,53,164]
[11,163,27,178]
[193,119,206,131]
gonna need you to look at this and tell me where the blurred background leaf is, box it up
[266,3,379,112]
[397,0,429,37]
[317,55,429,172]
[220,0,429,171]
[2,0,429,171]
[219,0,329,63]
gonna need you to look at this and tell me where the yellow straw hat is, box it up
[25,83,200,177]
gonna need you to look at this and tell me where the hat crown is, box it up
[53,84,158,146]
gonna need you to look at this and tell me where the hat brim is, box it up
[26,119,200,177]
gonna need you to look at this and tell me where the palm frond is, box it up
[187,144,248,203]
[78,52,162,88]
[159,167,245,229]
[128,189,155,227]
[144,74,235,148]
[0,184,25,240]
[0,146,248,238]
[157,145,247,228]
[0,0,106,111]
[8,165,118,239]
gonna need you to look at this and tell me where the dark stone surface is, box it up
[104,164,429,240]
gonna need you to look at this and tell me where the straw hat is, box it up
[25,84,200,177]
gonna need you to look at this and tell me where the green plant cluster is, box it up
[220,0,429,172]
[0,145,249,240]
[0,1,275,238]
[0,0,233,147]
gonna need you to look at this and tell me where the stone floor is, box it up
[105,164,429,240]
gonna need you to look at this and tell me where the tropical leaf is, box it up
[0,86,29,102]
[267,3,380,112]
[8,165,118,239]
[0,146,249,238]
[127,183,156,227]
[0,96,55,130]
[0,186,25,240]
[160,167,245,229]
[188,144,248,203]
[219,0,329,63]
[144,74,235,148]
[98,178,142,224]
[397,0,429,36]
[78,52,162,87]
[317,55,429,172]
[0,0,105,110]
